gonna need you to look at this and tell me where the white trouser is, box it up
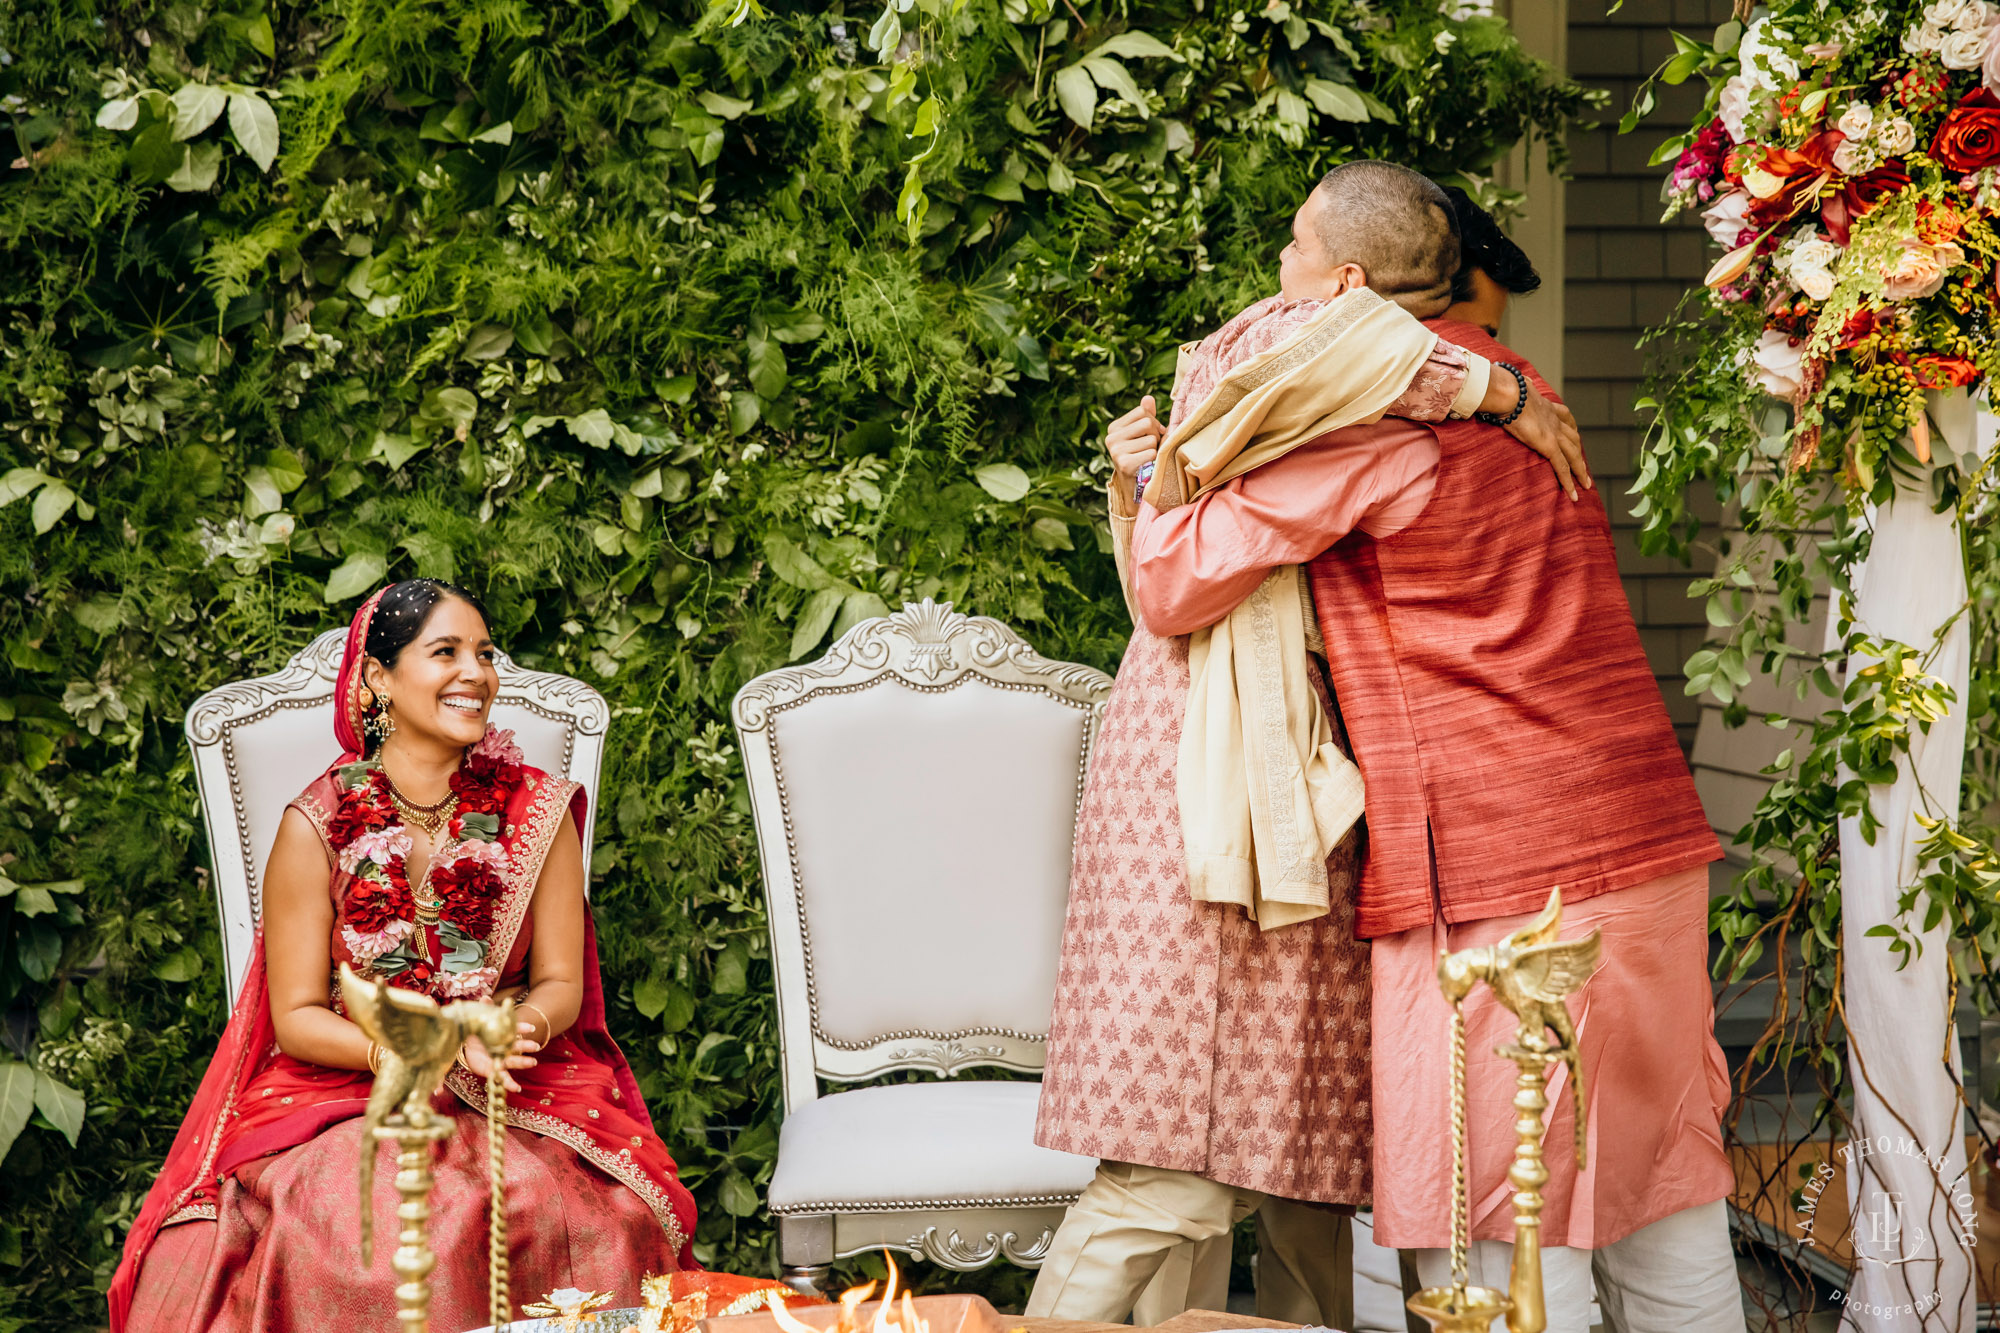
[1408,1199,1744,1333]
[1026,1161,1353,1327]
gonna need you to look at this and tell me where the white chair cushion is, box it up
[766,1081,1097,1214]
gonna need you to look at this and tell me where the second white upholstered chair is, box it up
[733,600,1111,1292]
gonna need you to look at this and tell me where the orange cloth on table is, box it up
[1369,864,1733,1249]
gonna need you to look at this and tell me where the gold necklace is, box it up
[385,777,459,840]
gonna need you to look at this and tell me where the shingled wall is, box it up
[1563,0,1734,756]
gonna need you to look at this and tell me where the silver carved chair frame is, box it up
[185,627,610,1005]
[734,601,1112,1292]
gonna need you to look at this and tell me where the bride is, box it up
[113,580,704,1330]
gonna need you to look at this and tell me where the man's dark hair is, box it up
[1313,161,1461,314]
[1441,185,1542,303]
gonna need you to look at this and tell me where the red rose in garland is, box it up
[1933,89,2000,172]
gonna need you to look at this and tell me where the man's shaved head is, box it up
[1309,161,1460,314]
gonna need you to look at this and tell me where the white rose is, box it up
[1943,26,1989,65]
[1740,21,1800,89]
[1837,101,1876,139]
[1797,266,1837,301]
[1955,0,1995,30]
[1925,0,1971,31]
[1792,237,1841,272]
[1719,74,1754,143]
[1878,116,1918,154]
[1702,188,1753,246]
[1749,329,1806,399]
[1906,20,1947,52]
[1833,139,1874,174]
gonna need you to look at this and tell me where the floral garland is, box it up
[328,727,527,1000]
[1651,0,2000,492]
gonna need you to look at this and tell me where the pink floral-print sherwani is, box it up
[1033,296,1473,1205]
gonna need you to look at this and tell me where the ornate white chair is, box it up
[733,600,1113,1292]
[185,627,610,1004]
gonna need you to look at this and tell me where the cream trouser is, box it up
[1025,1162,1352,1327]
[1408,1199,1745,1333]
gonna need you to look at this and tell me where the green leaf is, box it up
[30,483,75,534]
[895,166,928,242]
[165,140,224,193]
[1085,30,1182,61]
[169,83,228,140]
[1030,517,1074,551]
[790,587,846,659]
[97,96,140,131]
[1659,49,1702,85]
[463,324,515,360]
[698,91,755,120]
[1053,65,1097,130]
[152,948,204,982]
[0,1064,33,1166]
[0,468,51,505]
[31,1072,83,1149]
[747,335,788,398]
[764,535,834,590]
[974,463,1032,502]
[713,939,750,994]
[634,971,671,1019]
[718,1169,759,1216]
[324,552,390,603]
[1303,78,1369,122]
[227,91,280,171]
[831,591,890,639]
[1080,57,1149,118]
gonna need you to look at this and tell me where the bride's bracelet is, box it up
[516,1000,553,1047]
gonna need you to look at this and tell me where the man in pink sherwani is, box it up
[1105,183,1746,1330]
[1028,162,1593,1327]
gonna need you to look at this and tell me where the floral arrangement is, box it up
[330,727,525,999]
[1658,0,2000,491]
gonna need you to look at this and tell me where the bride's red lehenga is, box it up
[111,591,703,1332]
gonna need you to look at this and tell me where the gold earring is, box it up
[367,698,396,743]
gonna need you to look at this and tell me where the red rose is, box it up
[327,797,392,849]
[1933,90,2000,172]
[345,878,413,934]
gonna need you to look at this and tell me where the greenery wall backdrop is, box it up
[0,0,1589,1323]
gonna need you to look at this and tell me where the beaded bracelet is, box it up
[1476,362,1529,428]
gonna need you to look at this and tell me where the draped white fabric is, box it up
[1836,392,1989,1330]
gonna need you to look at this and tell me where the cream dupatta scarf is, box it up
[1129,287,1441,930]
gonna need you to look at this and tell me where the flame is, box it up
[768,1252,929,1333]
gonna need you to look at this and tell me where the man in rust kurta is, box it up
[1027,162,1586,1324]
[1118,316,1743,1329]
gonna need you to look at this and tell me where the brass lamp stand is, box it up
[340,963,521,1333]
[1407,889,1601,1333]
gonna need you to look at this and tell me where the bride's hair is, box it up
[364,579,491,668]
